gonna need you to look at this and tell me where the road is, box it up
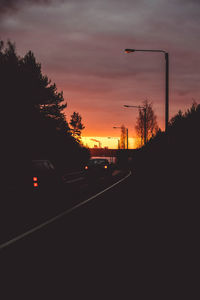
[0,169,197,299]
[0,170,131,249]
[0,169,128,246]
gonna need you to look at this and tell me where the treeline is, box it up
[0,40,90,174]
[131,102,200,194]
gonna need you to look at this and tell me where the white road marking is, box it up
[64,177,85,184]
[0,171,131,250]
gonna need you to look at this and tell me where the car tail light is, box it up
[33,177,38,188]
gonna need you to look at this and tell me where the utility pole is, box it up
[126,128,129,149]
[113,126,129,149]
[165,52,169,132]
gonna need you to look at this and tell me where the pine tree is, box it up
[69,112,85,142]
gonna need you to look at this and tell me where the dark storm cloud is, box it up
[0,0,141,15]
[0,0,58,16]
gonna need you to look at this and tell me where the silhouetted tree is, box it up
[0,41,69,137]
[135,100,159,146]
[132,101,200,190]
[0,40,89,174]
[69,112,85,142]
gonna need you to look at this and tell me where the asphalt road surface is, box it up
[1,170,198,299]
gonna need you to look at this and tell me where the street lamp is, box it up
[124,104,147,145]
[113,126,129,149]
[124,48,169,132]
[108,136,120,149]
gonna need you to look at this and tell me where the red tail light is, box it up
[33,177,38,188]
[85,166,88,170]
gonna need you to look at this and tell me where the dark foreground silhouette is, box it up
[1,159,198,299]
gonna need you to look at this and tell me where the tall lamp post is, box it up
[113,126,129,149]
[124,104,147,145]
[108,137,120,149]
[124,48,169,132]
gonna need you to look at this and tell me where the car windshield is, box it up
[88,159,109,166]
[32,160,54,172]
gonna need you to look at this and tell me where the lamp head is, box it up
[124,49,135,53]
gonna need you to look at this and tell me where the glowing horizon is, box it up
[81,136,137,149]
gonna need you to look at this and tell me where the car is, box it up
[31,160,62,192]
[6,159,62,194]
[84,158,110,177]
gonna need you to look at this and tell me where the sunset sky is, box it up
[1,0,200,148]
